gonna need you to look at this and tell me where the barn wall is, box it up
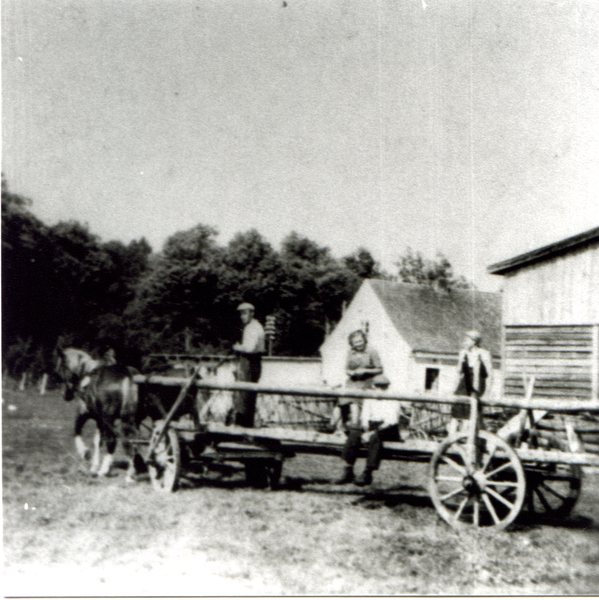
[500,243,599,325]
[503,324,599,404]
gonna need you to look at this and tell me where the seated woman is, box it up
[356,388,408,485]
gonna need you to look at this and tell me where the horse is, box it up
[55,347,139,480]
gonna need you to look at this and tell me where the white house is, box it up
[319,279,502,397]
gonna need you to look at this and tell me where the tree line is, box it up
[2,177,470,380]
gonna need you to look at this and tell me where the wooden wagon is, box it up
[132,372,599,531]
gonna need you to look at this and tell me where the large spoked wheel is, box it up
[148,425,181,492]
[429,430,526,531]
[522,433,582,520]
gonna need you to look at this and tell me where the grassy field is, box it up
[3,385,599,596]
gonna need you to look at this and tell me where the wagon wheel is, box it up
[147,425,181,492]
[429,430,526,531]
[521,432,582,520]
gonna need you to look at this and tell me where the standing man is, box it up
[232,302,265,427]
[448,330,494,435]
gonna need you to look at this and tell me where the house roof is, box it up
[368,280,502,357]
[487,226,599,275]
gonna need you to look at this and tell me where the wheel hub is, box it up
[462,474,480,494]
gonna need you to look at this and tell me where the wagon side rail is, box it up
[132,375,599,467]
[133,374,598,412]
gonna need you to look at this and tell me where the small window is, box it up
[425,368,439,391]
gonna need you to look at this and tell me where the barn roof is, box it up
[488,226,599,275]
[368,280,502,357]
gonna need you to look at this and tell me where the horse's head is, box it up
[55,347,98,401]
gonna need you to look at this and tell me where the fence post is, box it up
[38,373,48,396]
[18,372,27,391]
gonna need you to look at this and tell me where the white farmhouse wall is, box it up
[406,357,502,398]
[195,356,323,387]
[501,244,599,325]
[260,357,323,386]
[406,358,455,396]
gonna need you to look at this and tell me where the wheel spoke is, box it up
[440,454,467,476]
[484,480,519,488]
[538,481,567,502]
[473,497,480,527]
[485,485,515,509]
[533,487,553,512]
[482,492,501,525]
[435,476,463,483]
[453,496,469,522]
[480,442,498,472]
[485,460,513,479]
[440,485,466,502]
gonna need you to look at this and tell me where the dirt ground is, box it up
[3,386,599,596]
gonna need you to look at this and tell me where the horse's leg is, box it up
[121,418,138,483]
[74,402,92,461]
[90,427,102,474]
[98,430,116,477]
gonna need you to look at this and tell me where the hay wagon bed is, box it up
[132,373,599,531]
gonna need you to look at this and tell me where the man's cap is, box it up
[465,330,482,343]
[237,302,255,312]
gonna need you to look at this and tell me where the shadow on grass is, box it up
[514,511,597,532]
[167,469,598,531]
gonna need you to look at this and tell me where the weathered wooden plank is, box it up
[506,325,594,332]
[506,340,592,347]
[505,360,592,368]
[517,447,599,466]
[592,324,599,402]
[505,334,593,343]
[506,346,592,359]
[504,391,592,401]
[504,385,592,395]
[504,375,590,384]
[506,328,593,334]
[504,380,592,391]
[504,390,592,400]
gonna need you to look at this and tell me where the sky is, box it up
[3,0,599,291]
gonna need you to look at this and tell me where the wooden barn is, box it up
[488,226,599,405]
[319,279,502,397]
